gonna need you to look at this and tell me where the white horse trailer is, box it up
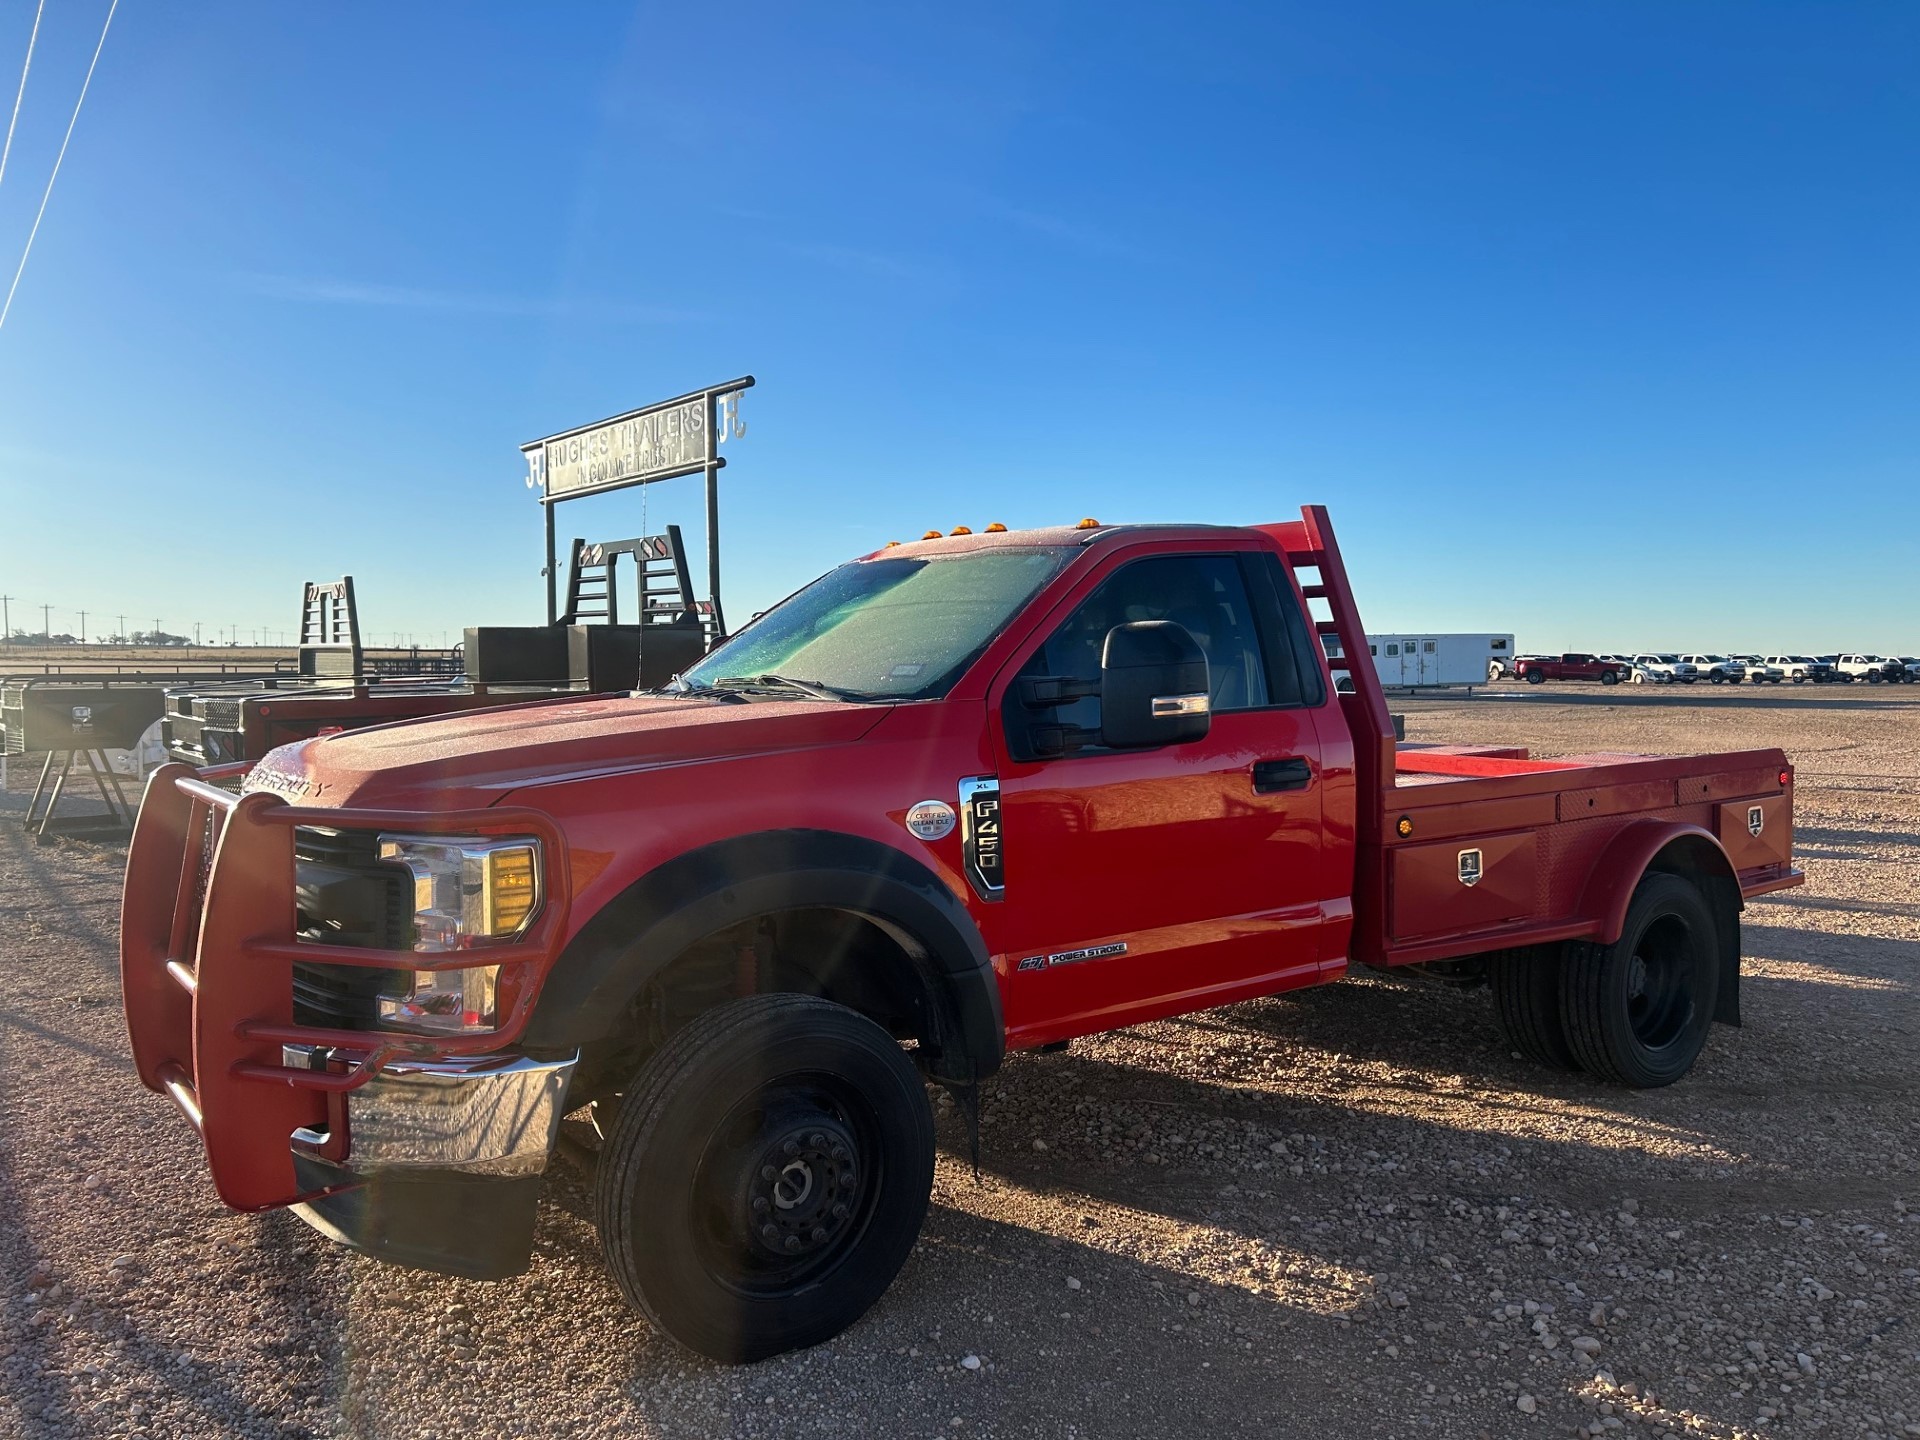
[1362,633,1515,689]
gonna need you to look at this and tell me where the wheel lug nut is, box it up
[832,1203,849,1220]
[784,1235,801,1252]
[831,1145,849,1160]
[811,1227,827,1243]
[752,1196,769,1212]
[782,1139,799,1157]
[809,1132,826,1147]
[761,1224,778,1241]
[760,1164,777,1182]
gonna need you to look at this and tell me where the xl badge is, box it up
[1457,848,1483,887]
[904,800,957,842]
[1748,805,1764,838]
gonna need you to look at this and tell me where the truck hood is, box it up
[242,693,892,811]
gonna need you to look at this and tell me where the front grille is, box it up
[293,827,415,1029]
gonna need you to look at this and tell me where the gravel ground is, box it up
[1,686,1915,1439]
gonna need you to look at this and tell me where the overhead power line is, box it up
[0,0,47,198]
[0,0,120,336]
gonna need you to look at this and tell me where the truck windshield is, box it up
[674,547,1074,701]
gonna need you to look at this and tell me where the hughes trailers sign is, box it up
[523,396,710,500]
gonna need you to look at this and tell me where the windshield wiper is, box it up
[660,679,747,703]
[713,673,883,702]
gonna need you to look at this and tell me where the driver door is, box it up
[987,546,1338,1045]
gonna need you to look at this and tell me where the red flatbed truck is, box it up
[120,505,1801,1362]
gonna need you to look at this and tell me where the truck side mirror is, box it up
[1100,621,1211,749]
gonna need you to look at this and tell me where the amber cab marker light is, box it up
[921,530,943,540]
[984,521,1008,532]
[950,525,973,535]
[1076,517,1101,529]
[1396,815,1414,838]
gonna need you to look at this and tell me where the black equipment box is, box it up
[462,627,573,686]
[568,623,706,693]
[2,679,166,755]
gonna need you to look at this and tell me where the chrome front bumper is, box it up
[286,1047,577,1178]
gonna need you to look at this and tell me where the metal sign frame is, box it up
[520,376,753,636]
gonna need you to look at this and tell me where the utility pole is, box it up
[42,603,52,637]
[193,621,201,646]
[117,614,127,643]
[1,595,11,641]
[78,610,87,643]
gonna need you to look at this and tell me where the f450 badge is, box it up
[1457,848,1483,887]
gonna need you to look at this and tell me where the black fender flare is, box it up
[522,829,1004,1084]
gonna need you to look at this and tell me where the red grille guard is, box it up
[119,762,570,1212]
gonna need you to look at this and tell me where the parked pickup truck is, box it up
[1680,654,1746,685]
[1836,653,1902,684]
[1732,656,1785,685]
[1631,653,1699,684]
[120,506,1802,1364]
[1513,652,1632,685]
[1761,655,1833,685]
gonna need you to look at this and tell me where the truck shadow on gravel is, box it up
[535,1131,1385,1425]
[0,1139,338,1440]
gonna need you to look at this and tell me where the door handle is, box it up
[1252,757,1312,793]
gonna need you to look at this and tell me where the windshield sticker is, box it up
[888,663,925,678]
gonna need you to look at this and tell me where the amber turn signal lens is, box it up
[1395,815,1414,838]
[484,845,539,935]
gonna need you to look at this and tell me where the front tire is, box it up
[1526,670,1546,685]
[595,994,936,1363]
[1559,872,1720,1087]
[1600,670,1620,686]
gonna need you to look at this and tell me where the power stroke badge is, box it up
[1017,942,1128,973]
[904,800,957,842]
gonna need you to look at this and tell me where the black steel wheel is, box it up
[595,994,935,1363]
[1526,670,1546,684]
[1559,872,1720,1087]
[1488,946,1581,1071]
[1600,669,1620,686]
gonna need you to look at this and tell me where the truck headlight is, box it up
[379,963,501,1035]
[376,835,543,952]
[364,835,542,1035]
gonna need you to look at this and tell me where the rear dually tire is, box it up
[1558,872,1720,1088]
[1489,947,1581,1071]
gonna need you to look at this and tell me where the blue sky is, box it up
[0,2,1913,652]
